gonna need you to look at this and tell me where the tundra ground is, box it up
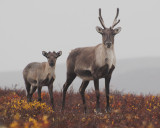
[0,87,159,128]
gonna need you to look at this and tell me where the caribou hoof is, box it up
[94,109,102,115]
[105,107,111,113]
[38,98,42,102]
[52,106,55,111]
[61,107,65,112]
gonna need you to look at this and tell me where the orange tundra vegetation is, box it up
[0,87,160,128]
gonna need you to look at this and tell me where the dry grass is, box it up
[0,87,160,128]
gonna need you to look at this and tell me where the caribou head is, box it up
[96,8,121,48]
[42,51,62,67]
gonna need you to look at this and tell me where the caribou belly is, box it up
[76,69,94,80]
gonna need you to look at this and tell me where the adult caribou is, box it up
[62,8,121,113]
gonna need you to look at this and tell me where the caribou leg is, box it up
[62,73,76,110]
[105,65,115,113]
[48,84,54,110]
[38,86,42,102]
[25,83,31,102]
[105,76,111,112]
[79,81,89,113]
[94,79,100,113]
[30,86,37,101]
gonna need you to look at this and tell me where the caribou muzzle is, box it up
[106,43,112,48]
[104,41,112,48]
[49,62,55,67]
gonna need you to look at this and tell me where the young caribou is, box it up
[23,51,62,109]
[62,8,121,113]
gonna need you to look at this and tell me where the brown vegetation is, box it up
[0,87,159,128]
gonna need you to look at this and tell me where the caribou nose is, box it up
[50,62,54,67]
[106,43,112,48]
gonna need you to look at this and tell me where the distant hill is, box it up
[112,58,160,94]
[0,57,160,94]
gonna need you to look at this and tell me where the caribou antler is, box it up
[111,8,120,29]
[99,8,106,29]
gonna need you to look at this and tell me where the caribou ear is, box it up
[113,27,121,35]
[42,51,48,57]
[56,51,62,57]
[96,26,103,34]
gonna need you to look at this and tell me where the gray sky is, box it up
[0,0,160,71]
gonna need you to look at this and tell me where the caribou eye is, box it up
[54,55,58,58]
